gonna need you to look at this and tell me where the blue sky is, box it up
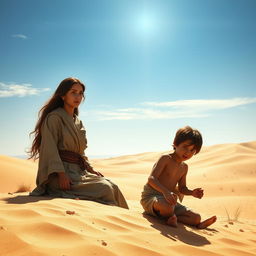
[0,0,256,157]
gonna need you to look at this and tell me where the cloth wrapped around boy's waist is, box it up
[143,184,184,203]
[58,150,93,172]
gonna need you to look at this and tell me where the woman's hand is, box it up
[163,191,178,205]
[192,188,204,199]
[58,172,71,190]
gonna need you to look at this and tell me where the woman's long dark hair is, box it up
[28,77,85,160]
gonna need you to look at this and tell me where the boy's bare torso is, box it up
[156,154,187,192]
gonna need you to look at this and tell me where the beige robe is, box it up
[30,107,128,209]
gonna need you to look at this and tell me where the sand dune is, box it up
[0,141,256,256]
[0,155,36,193]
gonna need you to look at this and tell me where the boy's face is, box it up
[174,140,197,161]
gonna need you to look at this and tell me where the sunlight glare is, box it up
[134,12,159,37]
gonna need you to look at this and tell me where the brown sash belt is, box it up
[58,150,93,172]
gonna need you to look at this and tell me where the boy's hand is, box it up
[163,191,178,205]
[192,188,204,199]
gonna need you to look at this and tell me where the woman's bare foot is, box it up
[197,216,217,229]
[167,215,178,227]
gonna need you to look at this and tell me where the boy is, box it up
[140,126,216,228]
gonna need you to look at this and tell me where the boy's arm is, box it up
[178,165,204,198]
[147,155,170,194]
[178,165,193,196]
[147,156,177,205]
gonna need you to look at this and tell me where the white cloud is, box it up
[0,83,50,98]
[85,97,256,121]
[93,108,207,120]
[142,98,256,110]
[12,34,28,39]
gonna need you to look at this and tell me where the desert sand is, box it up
[0,141,256,256]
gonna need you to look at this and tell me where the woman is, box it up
[29,77,128,209]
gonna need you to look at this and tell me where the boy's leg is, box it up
[153,198,174,217]
[177,209,217,229]
[166,215,178,227]
[176,210,201,226]
[197,216,217,229]
[153,198,177,227]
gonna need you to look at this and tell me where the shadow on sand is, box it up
[143,213,218,246]
[3,194,55,204]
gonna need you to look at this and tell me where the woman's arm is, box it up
[57,172,71,190]
[39,114,70,189]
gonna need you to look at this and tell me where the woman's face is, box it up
[62,83,84,109]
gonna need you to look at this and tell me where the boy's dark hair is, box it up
[173,126,203,154]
